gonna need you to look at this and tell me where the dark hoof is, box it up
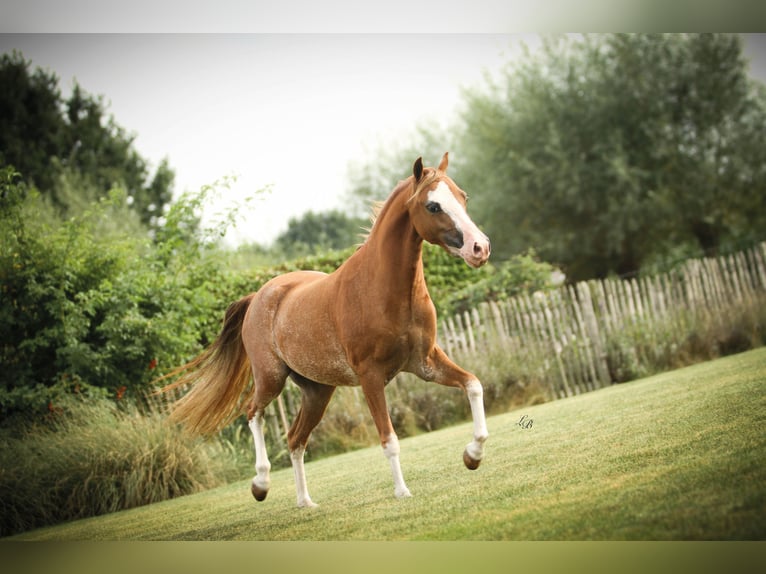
[463,449,482,470]
[251,482,269,502]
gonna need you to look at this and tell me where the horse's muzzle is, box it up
[461,234,490,268]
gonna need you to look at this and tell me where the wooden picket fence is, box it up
[438,242,766,399]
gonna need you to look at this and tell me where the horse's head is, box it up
[408,152,491,269]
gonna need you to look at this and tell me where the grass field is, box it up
[9,348,766,541]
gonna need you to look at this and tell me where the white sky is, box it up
[2,32,765,246]
[0,34,526,245]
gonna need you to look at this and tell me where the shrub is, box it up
[427,247,559,316]
[0,168,248,420]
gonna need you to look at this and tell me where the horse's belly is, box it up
[278,330,359,386]
[289,349,359,387]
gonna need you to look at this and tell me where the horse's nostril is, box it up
[473,242,484,256]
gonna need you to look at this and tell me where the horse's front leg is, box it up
[462,378,489,469]
[425,346,489,470]
[360,376,412,499]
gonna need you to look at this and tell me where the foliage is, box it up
[419,242,491,313]
[0,395,241,537]
[458,33,766,280]
[273,209,367,258]
[431,247,558,316]
[0,162,363,427]
[0,51,174,229]
[0,169,248,420]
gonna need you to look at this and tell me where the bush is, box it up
[0,168,243,419]
[436,248,559,316]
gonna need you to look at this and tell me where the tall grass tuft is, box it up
[0,396,240,537]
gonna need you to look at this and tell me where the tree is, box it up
[274,209,367,257]
[0,51,174,229]
[458,34,766,280]
[0,51,63,194]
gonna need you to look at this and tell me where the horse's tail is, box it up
[159,294,255,435]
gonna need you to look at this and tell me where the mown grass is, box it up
[8,348,765,541]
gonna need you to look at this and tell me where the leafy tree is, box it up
[0,51,63,194]
[274,209,367,257]
[0,51,174,229]
[458,33,766,280]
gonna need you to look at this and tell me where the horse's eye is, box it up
[426,201,442,214]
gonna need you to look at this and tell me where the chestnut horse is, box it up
[162,153,490,507]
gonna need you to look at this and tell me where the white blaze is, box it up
[427,182,490,266]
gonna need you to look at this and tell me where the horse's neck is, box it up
[359,185,427,302]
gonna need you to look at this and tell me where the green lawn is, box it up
[10,348,766,541]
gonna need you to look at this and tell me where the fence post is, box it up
[489,300,509,346]
[576,282,611,387]
[463,310,476,352]
[752,243,766,289]
[537,292,573,398]
[276,395,290,437]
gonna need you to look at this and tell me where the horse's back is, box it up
[263,269,327,291]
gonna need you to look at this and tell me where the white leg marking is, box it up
[383,434,412,499]
[248,412,271,494]
[290,446,318,508]
[465,380,489,461]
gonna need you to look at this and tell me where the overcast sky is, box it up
[1,33,529,244]
[2,33,765,246]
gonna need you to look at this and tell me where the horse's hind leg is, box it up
[287,373,336,508]
[246,364,289,502]
[248,410,272,501]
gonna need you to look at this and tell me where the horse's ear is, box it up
[413,157,424,182]
[438,152,449,173]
